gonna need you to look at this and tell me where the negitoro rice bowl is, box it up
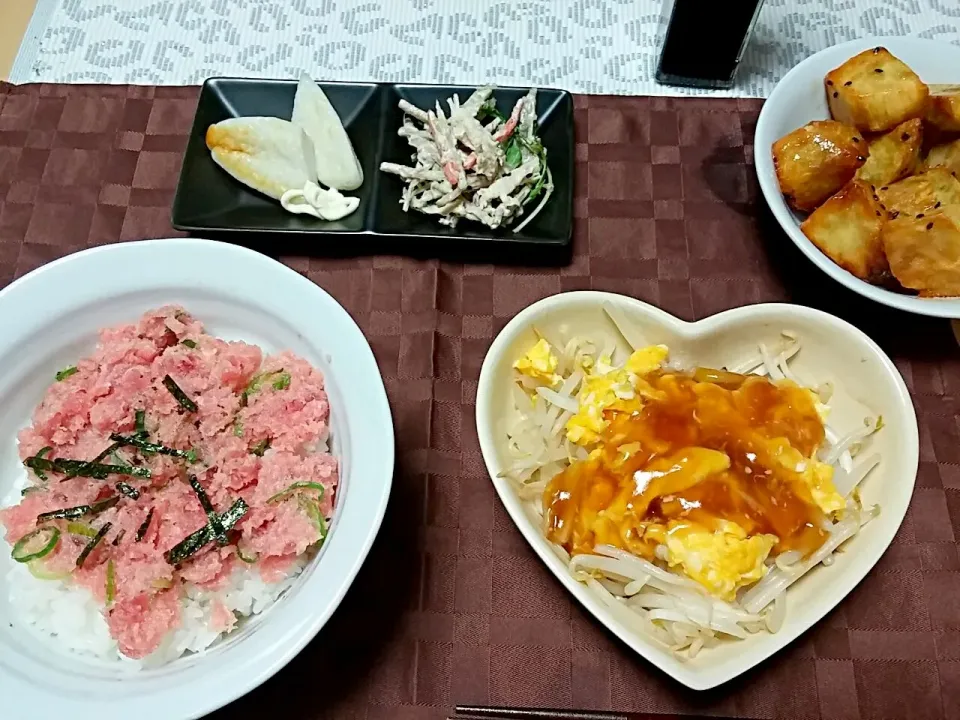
[475,291,917,688]
[0,239,393,720]
[2,306,337,666]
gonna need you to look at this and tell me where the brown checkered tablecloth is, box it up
[1,82,959,720]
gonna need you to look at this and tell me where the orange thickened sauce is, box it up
[544,369,830,561]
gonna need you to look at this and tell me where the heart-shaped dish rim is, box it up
[475,291,918,689]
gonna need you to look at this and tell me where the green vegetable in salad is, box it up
[181,339,197,349]
[66,521,99,537]
[249,438,271,457]
[105,559,116,605]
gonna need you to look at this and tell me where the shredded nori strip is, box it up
[188,475,226,545]
[26,455,150,481]
[164,498,248,565]
[110,433,194,459]
[116,481,140,500]
[76,522,112,568]
[162,375,198,412]
[135,409,147,436]
[112,529,126,546]
[37,495,120,523]
[135,508,154,542]
[32,447,52,480]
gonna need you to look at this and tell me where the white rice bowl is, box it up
[0,239,393,720]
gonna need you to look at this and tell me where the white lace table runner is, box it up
[10,0,960,96]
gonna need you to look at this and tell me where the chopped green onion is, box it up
[233,421,244,438]
[11,527,60,563]
[55,366,78,382]
[32,447,52,480]
[241,369,285,406]
[27,559,69,581]
[266,481,325,505]
[188,475,226,545]
[112,529,126,547]
[37,495,119,523]
[236,546,258,564]
[162,375,198,412]
[181,339,197,349]
[76,522,111,567]
[66,521,98,537]
[185,449,198,463]
[135,409,147,435]
[135,508,154,542]
[249,438,271,457]
[116,481,140,500]
[164,498,248,565]
[105,559,116,605]
[298,496,328,544]
[109,433,193,460]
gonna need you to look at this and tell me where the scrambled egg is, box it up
[565,345,669,446]
[650,520,778,601]
[767,437,845,515]
[513,338,561,386]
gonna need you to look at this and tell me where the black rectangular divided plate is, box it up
[171,78,574,248]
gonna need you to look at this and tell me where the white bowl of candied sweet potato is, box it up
[755,37,960,317]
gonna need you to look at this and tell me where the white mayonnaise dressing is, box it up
[280,182,359,221]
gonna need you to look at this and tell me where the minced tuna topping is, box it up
[0,306,338,660]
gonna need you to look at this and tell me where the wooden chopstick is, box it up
[452,707,737,720]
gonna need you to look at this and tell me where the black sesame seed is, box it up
[843,81,852,87]
[917,213,925,219]
[827,80,834,86]
[876,211,882,216]
[873,47,881,53]
[927,222,934,230]
[892,211,899,218]
[935,201,941,208]
[853,137,860,143]
[874,68,884,73]
[902,133,910,141]
[833,91,839,98]
[881,186,888,191]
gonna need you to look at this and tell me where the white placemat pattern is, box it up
[9,0,960,96]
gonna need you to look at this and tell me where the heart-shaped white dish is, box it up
[475,292,918,689]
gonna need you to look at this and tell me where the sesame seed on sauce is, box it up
[843,81,852,87]
[874,68,884,73]
[826,80,834,86]
[852,137,860,143]
[927,222,934,230]
[873,47,881,53]
[917,213,925,219]
[935,201,942,208]
[901,133,910,141]
[881,186,888,191]
[833,91,839,98]
[876,211,882,217]
[891,211,900,218]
